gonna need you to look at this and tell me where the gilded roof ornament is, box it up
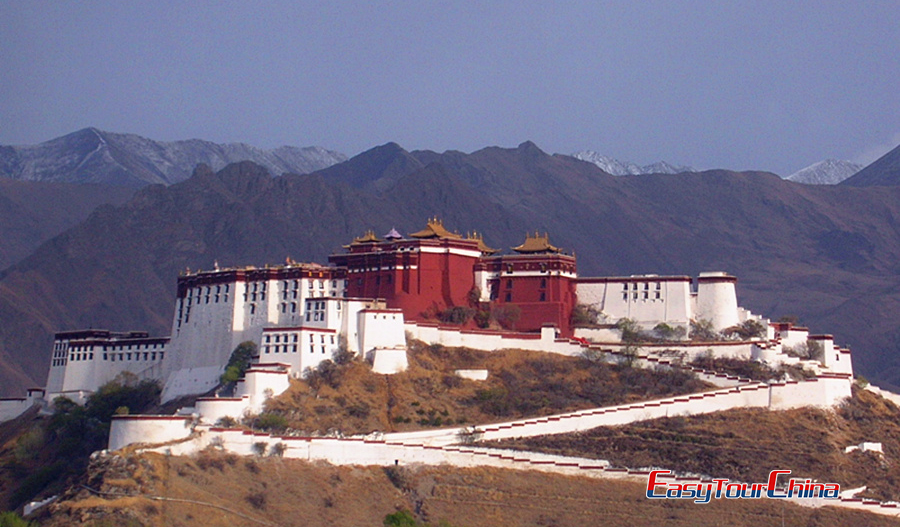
[350,229,381,244]
[409,218,462,239]
[466,230,498,254]
[512,231,561,254]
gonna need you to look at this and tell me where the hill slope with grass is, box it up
[256,342,711,436]
[30,452,900,527]
[496,386,900,502]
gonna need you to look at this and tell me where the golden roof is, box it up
[350,230,380,244]
[512,232,561,254]
[409,218,462,239]
[467,231,498,254]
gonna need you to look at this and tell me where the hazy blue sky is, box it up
[2,1,898,175]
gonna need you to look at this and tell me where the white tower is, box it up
[694,272,739,331]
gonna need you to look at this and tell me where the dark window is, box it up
[505,292,512,302]
[506,279,513,289]
[540,292,546,301]
[540,278,547,288]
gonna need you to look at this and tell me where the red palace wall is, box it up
[331,239,479,320]
[481,253,577,336]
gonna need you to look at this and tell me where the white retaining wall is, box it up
[109,415,195,449]
[110,375,851,452]
[0,398,35,422]
[406,323,579,356]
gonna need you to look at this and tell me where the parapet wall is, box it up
[109,374,852,452]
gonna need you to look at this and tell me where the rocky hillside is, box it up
[0,179,134,270]
[2,142,900,397]
[0,128,347,187]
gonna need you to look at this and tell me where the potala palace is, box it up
[1,219,857,449]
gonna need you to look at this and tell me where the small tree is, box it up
[466,286,482,307]
[723,319,766,340]
[473,309,491,328]
[571,304,602,327]
[439,306,475,325]
[652,322,685,341]
[689,319,719,342]
[787,339,825,361]
[616,318,641,343]
[251,441,268,457]
[332,335,355,365]
[270,442,287,457]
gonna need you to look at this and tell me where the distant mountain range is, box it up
[572,149,871,186]
[571,150,695,175]
[0,127,347,188]
[2,140,900,401]
[786,159,863,185]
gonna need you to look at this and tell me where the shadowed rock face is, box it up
[842,143,900,187]
[2,142,900,397]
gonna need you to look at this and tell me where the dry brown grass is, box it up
[36,451,900,527]
[261,341,711,436]
[496,386,900,502]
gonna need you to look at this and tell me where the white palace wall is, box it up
[162,274,346,402]
[575,276,693,331]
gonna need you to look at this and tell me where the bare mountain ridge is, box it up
[0,178,135,270]
[1,143,900,398]
[0,127,347,188]
[842,142,900,187]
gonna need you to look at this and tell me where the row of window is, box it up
[104,351,164,362]
[622,282,663,291]
[504,278,549,290]
[623,291,663,301]
[505,263,554,274]
[265,333,336,345]
[263,344,328,355]
[67,342,164,352]
[501,292,548,302]
[53,351,164,364]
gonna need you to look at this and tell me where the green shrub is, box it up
[253,412,288,432]
[220,341,257,384]
[0,512,35,527]
[439,306,475,325]
[383,509,418,527]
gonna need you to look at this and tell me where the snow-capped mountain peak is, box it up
[0,128,348,187]
[786,159,862,185]
[571,150,695,176]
